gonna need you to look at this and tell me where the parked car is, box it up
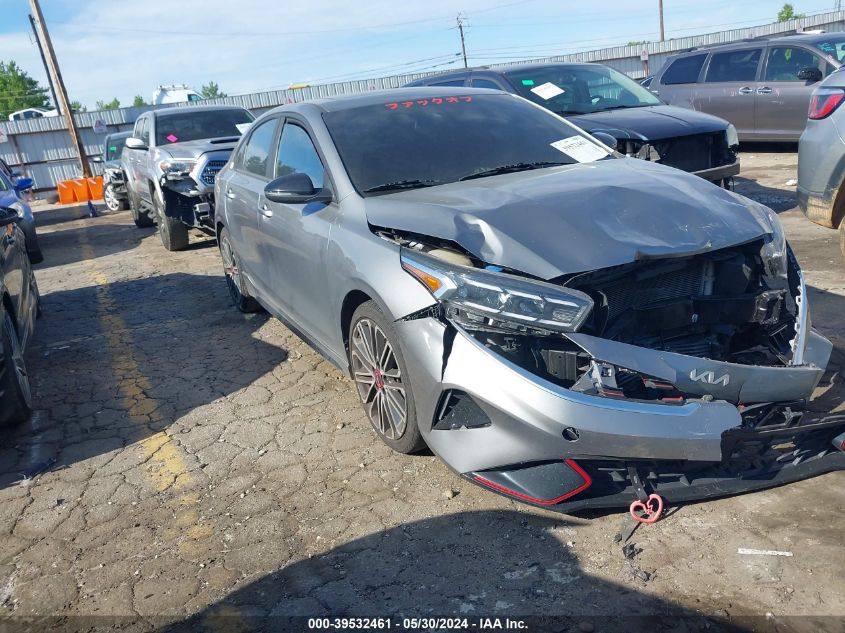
[0,205,40,427]
[91,131,132,212]
[152,84,203,105]
[652,32,845,141]
[7,107,58,122]
[0,168,42,264]
[798,68,845,257]
[121,105,254,249]
[406,63,739,186]
[215,87,841,512]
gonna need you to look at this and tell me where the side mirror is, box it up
[264,172,332,204]
[13,178,34,192]
[91,156,103,163]
[592,132,618,151]
[0,206,20,228]
[125,137,147,150]
[798,67,823,82]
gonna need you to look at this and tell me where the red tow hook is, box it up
[629,493,665,524]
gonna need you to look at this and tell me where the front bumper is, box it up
[692,160,740,183]
[395,314,841,512]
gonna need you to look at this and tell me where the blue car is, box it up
[0,164,42,264]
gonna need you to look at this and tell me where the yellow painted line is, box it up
[77,234,208,556]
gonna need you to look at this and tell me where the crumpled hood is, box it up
[364,159,769,279]
[157,137,239,159]
[567,105,728,142]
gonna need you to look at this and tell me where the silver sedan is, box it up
[215,88,841,512]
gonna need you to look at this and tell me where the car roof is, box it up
[669,31,844,57]
[408,61,608,81]
[265,87,511,115]
[152,104,249,118]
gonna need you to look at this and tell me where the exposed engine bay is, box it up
[380,227,805,404]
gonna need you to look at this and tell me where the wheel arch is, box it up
[340,289,373,355]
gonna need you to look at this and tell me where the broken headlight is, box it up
[749,203,787,277]
[726,123,739,148]
[400,249,593,333]
[158,158,197,179]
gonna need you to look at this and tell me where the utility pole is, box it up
[29,0,91,177]
[28,14,58,111]
[658,0,665,42]
[457,14,468,68]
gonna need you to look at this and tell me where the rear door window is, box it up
[237,118,278,178]
[471,78,504,89]
[764,46,830,80]
[705,48,763,82]
[660,54,707,84]
[431,79,467,87]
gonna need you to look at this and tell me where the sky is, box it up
[0,0,840,109]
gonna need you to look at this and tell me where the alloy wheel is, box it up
[219,235,244,297]
[5,315,31,409]
[104,184,120,212]
[350,318,407,439]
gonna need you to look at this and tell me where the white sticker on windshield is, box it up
[550,137,609,163]
[530,82,565,100]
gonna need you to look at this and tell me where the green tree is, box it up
[132,94,148,107]
[777,3,805,21]
[95,97,121,111]
[0,60,50,120]
[200,81,226,99]
[70,100,87,113]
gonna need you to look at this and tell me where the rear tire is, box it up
[0,310,33,427]
[349,300,425,454]
[218,227,261,313]
[154,192,189,251]
[839,218,845,260]
[129,188,154,228]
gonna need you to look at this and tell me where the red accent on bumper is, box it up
[474,458,592,505]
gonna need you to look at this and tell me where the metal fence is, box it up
[2,10,844,192]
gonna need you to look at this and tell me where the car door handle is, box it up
[225,188,236,199]
[738,86,754,95]
[756,86,773,95]
[260,204,273,218]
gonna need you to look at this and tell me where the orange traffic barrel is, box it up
[70,178,90,202]
[57,180,75,204]
[86,176,104,200]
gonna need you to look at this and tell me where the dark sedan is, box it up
[407,62,740,186]
[0,205,39,427]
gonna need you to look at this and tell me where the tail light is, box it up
[808,88,845,120]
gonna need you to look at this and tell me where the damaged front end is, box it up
[158,154,228,233]
[389,226,844,511]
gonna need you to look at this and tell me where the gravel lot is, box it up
[0,148,843,631]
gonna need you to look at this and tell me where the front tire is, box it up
[0,310,33,427]
[129,188,154,228]
[349,301,425,454]
[218,227,261,313]
[154,192,189,251]
[839,219,845,260]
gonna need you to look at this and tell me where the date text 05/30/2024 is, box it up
[307,617,529,630]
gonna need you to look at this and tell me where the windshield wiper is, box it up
[363,179,444,193]
[459,161,569,181]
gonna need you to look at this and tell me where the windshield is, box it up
[105,136,128,161]
[816,38,845,63]
[503,65,662,115]
[323,93,611,196]
[155,109,254,145]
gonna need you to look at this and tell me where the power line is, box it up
[457,14,468,68]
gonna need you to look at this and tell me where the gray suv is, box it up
[653,33,845,141]
[798,68,845,257]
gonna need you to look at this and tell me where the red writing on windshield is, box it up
[384,96,472,110]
